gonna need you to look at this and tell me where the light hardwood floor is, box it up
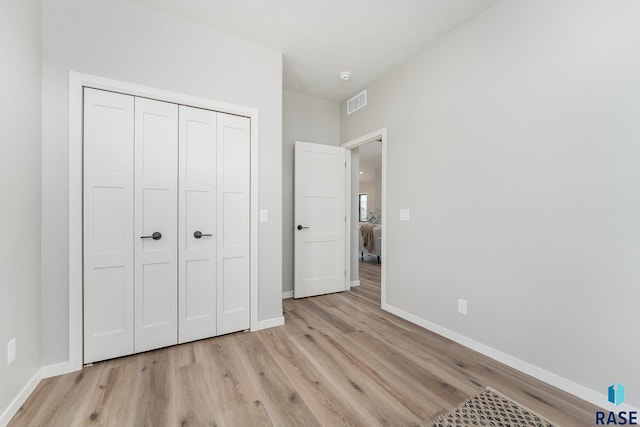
[10,260,598,426]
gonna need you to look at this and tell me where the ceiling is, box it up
[358,141,382,183]
[133,0,498,102]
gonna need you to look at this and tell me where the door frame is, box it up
[68,72,259,371]
[342,128,387,306]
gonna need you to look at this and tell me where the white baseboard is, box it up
[282,290,293,299]
[0,361,77,426]
[350,280,360,287]
[257,316,285,330]
[382,302,637,413]
[40,361,71,379]
[0,369,41,427]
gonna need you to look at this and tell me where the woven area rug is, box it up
[429,387,557,427]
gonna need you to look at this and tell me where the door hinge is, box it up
[345,161,347,167]
[345,216,347,222]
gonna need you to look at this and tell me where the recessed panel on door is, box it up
[134,97,178,353]
[178,106,218,343]
[217,113,250,335]
[83,88,135,363]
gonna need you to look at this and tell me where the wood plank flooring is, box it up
[10,260,598,426]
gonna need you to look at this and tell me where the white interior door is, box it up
[178,106,217,343]
[134,97,178,352]
[216,113,250,335]
[83,88,135,363]
[294,141,347,298]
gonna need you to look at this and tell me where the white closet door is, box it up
[134,97,179,352]
[178,106,217,343]
[83,88,135,363]
[217,113,251,335]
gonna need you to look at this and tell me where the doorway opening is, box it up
[343,129,387,306]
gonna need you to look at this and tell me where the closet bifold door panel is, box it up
[83,88,135,364]
[178,106,218,344]
[217,113,251,335]
[83,87,251,363]
[134,97,179,353]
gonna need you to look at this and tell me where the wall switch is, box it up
[458,299,468,315]
[7,338,16,365]
[260,209,268,222]
[399,209,410,221]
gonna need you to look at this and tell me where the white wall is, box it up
[341,0,640,407]
[359,181,379,212]
[282,90,340,294]
[41,0,283,364]
[0,0,42,418]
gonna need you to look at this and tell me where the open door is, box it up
[294,141,347,298]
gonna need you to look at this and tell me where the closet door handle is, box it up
[141,232,162,240]
[297,225,310,230]
[194,231,213,239]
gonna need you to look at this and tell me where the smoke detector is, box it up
[338,71,351,81]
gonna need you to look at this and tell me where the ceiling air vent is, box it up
[347,90,367,115]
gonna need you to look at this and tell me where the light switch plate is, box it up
[260,209,268,222]
[7,338,16,365]
[399,209,410,221]
[458,299,468,315]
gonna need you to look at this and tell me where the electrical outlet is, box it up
[458,298,468,315]
[7,338,16,365]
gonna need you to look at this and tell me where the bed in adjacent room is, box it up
[359,223,382,263]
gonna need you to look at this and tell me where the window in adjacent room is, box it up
[359,193,367,222]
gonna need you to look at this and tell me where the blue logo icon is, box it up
[608,383,625,406]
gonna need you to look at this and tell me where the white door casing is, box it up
[341,128,387,303]
[178,106,218,343]
[217,113,251,334]
[134,97,179,353]
[294,141,347,298]
[83,88,135,363]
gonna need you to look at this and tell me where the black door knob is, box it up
[141,232,162,240]
[194,231,213,239]
[297,225,310,230]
